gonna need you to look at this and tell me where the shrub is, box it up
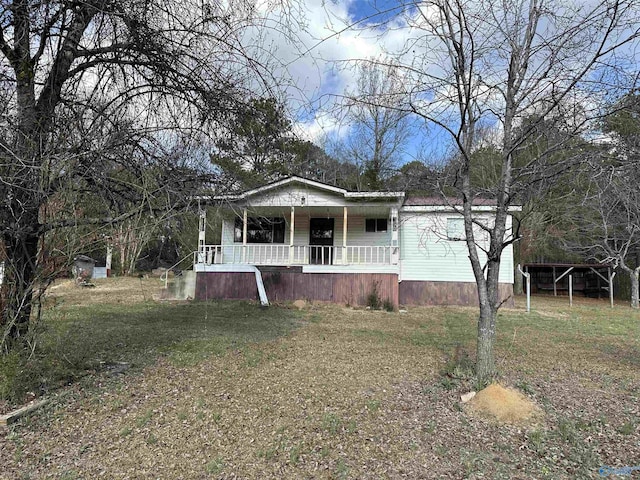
[366,282,382,310]
[382,299,395,312]
[440,344,475,384]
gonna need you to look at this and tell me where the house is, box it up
[193,176,517,307]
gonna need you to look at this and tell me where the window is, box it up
[234,217,285,243]
[446,218,465,240]
[365,218,388,233]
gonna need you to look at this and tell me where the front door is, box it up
[310,218,334,265]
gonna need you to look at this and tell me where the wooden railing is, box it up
[194,245,399,266]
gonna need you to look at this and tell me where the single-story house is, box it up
[194,176,518,307]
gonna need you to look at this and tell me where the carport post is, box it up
[517,264,530,313]
[569,274,573,307]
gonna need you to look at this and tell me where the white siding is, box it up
[245,185,346,207]
[399,212,514,283]
[217,214,394,265]
[344,216,392,247]
[221,215,391,247]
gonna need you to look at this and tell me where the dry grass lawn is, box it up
[1,279,639,479]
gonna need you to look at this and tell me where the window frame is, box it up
[365,218,388,233]
[446,217,465,241]
[234,217,286,244]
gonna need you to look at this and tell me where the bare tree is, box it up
[0,0,295,352]
[353,0,640,381]
[341,62,412,190]
[570,159,640,307]
[564,93,640,307]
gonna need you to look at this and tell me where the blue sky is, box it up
[277,0,640,169]
[277,0,452,167]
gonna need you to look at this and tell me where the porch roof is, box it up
[224,205,395,217]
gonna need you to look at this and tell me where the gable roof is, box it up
[212,176,405,201]
[203,176,521,212]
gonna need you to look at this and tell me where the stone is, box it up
[461,391,477,403]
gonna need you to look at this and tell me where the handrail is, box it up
[161,252,195,289]
[195,244,399,266]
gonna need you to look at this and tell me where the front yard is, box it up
[1,278,639,479]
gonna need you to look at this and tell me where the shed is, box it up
[73,255,97,284]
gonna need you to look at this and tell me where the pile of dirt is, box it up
[466,383,542,425]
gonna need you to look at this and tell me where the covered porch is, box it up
[195,204,400,268]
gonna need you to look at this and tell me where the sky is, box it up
[254,0,443,166]
[253,0,640,167]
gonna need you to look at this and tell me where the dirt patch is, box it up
[467,383,542,425]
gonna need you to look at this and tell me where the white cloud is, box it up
[253,0,640,156]
[250,0,407,141]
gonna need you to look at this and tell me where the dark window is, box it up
[366,218,388,233]
[234,217,285,243]
[365,218,376,232]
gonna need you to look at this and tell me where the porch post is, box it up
[343,207,348,264]
[198,209,206,263]
[242,208,248,263]
[390,207,399,265]
[290,206,295,264]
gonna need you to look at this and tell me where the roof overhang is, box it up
[401,205,522,213]
[200,176,405,203]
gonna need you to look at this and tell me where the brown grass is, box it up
[47,277,159,306]
[1,284,639,479]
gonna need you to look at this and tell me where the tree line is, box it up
[1,0,638,386]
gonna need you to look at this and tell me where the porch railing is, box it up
[194,244,398,266]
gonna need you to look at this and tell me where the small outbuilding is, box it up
[73,255,97,284]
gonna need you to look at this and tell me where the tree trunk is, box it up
[630,270,639,309]
[1,229,40,348]
[514,266,523,295]
[476,302,497,382]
